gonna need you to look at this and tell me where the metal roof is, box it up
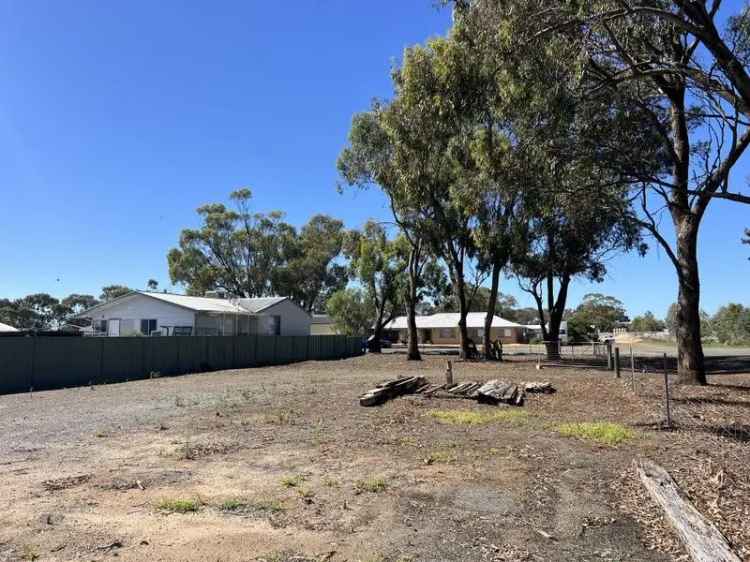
[0,321,18,332]
[141,291,251,313]
[238,297,288,313]
[385,313,524,330]
[76,291,292,317]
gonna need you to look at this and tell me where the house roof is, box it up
[238,296,288,314]
[139,291,250,313]
[385,313,524,330]
[76,291,293,317]
[0,321,18,332]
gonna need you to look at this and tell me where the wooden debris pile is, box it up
[435,379,525,406]
[359,376,428,407]
[360,377,557,407]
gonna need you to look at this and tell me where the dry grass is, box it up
[556,421,635,446]
[280,474,306,488]
[426,408,529,426]
[354,477,387,494]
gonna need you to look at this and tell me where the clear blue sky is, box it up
[0,1,747,319]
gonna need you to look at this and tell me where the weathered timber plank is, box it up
[637,460,741,562]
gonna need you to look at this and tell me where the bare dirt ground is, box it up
[1,355,748,562]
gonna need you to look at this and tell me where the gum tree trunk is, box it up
[674,219,706,385]
[483,262,501,360]
[454,273,471,360]
[406,298,421,361]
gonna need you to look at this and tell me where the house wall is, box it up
[399,326,525,345]
[195,313,256,336]
[261,300,311,336]
[87,294,195,336]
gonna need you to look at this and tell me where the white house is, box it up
[76,291,311,337]
[0,321,18,333]
[385,312,527,345]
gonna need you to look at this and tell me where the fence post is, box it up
[614,347,621,378]
[663,353,672,429]
[630,345,636,393]
[606,341,613,370]
[445,360,453,386]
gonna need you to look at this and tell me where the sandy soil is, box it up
[0,354,748,562]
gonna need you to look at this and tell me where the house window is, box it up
[271,315,281,336]
[141,319,158,335]
[476,328,485,338]
[504,328,512,337]
[96,320,107,334]
[439,328,454,339]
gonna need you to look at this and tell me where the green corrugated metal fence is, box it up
[0,335,363,395]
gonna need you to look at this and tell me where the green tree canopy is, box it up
[712,304,750,345]
[343,221,407,350]
[100,285,131,302]
[168,189,347,311]
[568,294,629,334]
[325,288,373,337]
[630,311,666,333]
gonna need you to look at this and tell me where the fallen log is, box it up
[636,459,741,562]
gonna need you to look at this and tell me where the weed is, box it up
[426,409,529,426]
[264,410,295,425]
[149,371,161,379]
[557,422,635,446]
[424,450,457,465]
[220,498,285,514]
[280,474,306,488]
[323,476,339,488]
[297,487,315,499]
[255,499,285,513]
[220,498,247,511]
[174,396,186,408]
[20,545,39,561]
[157,498,200,513]
[355,477,387,494]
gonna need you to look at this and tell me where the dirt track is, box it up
[1,354,748,561]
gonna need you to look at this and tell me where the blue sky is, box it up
[0,1,747,319]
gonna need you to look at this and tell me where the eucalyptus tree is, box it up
[326,288,373,337]
[447,1,649,360]
[338,105,447,360]
[386,38,490,360]
[168,189,346,308]
[282,214,348,313]
[447,0,750,383]
[343,221,407,353]
[99,285,132,302]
